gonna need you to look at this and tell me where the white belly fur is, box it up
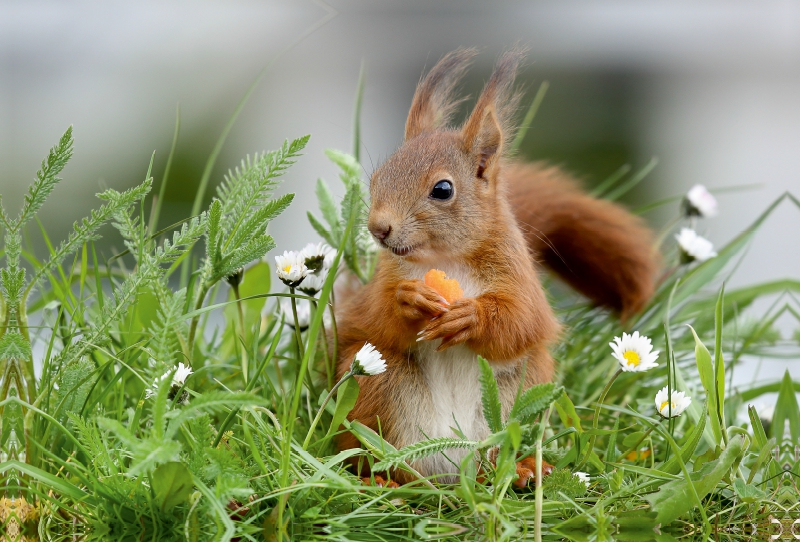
[406,341,518,482]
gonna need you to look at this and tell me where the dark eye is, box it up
[429,180,453,200]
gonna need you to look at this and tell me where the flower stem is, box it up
[576,368,623,470]
[290,288,305,359]
[302,372,352,450]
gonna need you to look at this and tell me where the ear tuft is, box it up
[405,49,477,141]
[461,48,526,177]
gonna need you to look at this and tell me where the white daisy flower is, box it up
[574,471,590,488]
[301,242,332,273]
[684,184,718,218]
[351,342,387,376]
[676,228,717,263]
[173,362,193,385]
[609,331,659,372]
[297,272,326,296]
[654,386,691,418]
[145,363,193,403]
[275,250,309,287]
[322,245,337,272]
[279,297,312,330]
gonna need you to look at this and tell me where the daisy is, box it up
[654,386,692,418]
[297,272,326,296]
[676,228,717,263]
[145,362,193,403]
[351,342,387,376]
[574,471,590,488]
[684,184,718,218]
[322,245,337,272]
[610,331,659,372]
[301,242,332,273]
[275,250,309,287]
[279,297,311,330]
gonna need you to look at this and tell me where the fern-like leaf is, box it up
[15,126,74,230]
[479,356,504,433]
[509,383,564,425]
[373,437,478,472]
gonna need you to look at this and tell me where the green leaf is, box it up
[713,285,726,436]
[316,178,341,236]
[688,325,722,444]
[509,382,563,425]
[307,211,336,247]
[554,393,583,432]
[15,126,74,229]
[478,356,503,433]
[206,199,223,262]
[323,377,360,441]
[373,437,478,472]
[732,478,766,503]
[347,420,399,461]
[645,434,745,524]
[659,401,708,475]
[772,370,800,444]
[152,462,194,512]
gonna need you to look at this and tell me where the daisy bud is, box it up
[676,228,717,264]
[226,267,244,287]
[275,250,309,287]
[609,331,659,372]
[654,386,691,418]
[350,342,387,376]
[684,184,718,218]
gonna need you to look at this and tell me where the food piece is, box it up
[424,269,464,304]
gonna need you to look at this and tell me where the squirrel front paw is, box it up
[417,297,478,350]
[396,280,449,322]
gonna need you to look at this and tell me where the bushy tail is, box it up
[507,162,658,320]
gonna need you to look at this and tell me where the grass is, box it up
[1,108,799,542]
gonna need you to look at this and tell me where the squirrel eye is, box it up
[429,180,453,201]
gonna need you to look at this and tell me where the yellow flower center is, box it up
[623,350,640,367]
[283,265,292,274]
[660,400,676,413]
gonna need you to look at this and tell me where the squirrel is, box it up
[334,49,658,486]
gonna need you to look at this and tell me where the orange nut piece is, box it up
[424,269,464,304]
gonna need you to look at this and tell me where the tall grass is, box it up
[0,117,798,541]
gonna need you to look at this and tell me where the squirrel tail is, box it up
[507,162,659,320]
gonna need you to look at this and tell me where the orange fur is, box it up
[334,49,658,483]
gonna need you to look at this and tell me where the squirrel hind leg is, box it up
[508,162,659,320]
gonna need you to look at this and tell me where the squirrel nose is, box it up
[372,224,392,241]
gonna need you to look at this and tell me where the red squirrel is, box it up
[334,49,657,485]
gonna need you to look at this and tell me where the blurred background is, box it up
[2,0,798,390]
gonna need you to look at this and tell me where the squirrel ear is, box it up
[405,49,476,141]
[462,106,503,180]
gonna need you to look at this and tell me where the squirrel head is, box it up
[368,48,524,263]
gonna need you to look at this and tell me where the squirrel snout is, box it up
[369,223,392,242]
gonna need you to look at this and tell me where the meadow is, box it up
[1,94,798,541]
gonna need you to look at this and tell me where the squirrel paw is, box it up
[418,298,478,350]
[361,475,399,489]
[396,280,449,321]
[513,457,555,489]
